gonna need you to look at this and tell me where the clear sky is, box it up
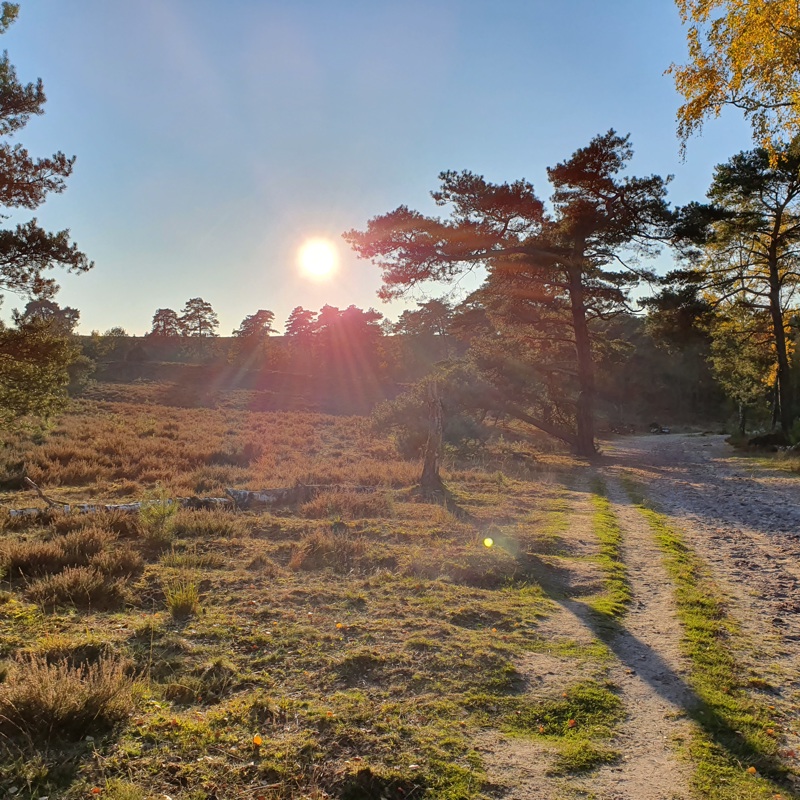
[2,0,754,335]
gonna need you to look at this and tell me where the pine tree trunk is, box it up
[567,258,597,457]
[420,381,444,491]
[769,245,793,433]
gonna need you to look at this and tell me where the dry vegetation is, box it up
[0,384,588,799]
[1,385,793,799]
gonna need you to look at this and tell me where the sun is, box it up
[298,238,338,279]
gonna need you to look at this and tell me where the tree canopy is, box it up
[233,310,276,341]
[0,2,91,301]
[345,131,671,455]
[148,308,182,338]
[671,0,800,150]
[0,3,90,425]
[668,143,800,432]
[179,298,218,338]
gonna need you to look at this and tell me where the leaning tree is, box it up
[345,131,671,455]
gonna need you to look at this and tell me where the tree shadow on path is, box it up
[522,550,793,789]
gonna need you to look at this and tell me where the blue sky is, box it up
[3,0,753,335]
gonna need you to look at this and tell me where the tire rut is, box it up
[571,476,693,800]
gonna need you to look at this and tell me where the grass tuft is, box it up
[300,489,393,519]
[507,680,624,739]
[289,529,366,573]
[547,739,620,775]
[163,572,200,617]
[160,545,223,569]
[172,508,248,539]
[588,480,631,620]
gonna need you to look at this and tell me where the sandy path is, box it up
[604,434,800,792]
[567,476,694,800]
[479,480,694,799]
[475,486,608,799]
[479,434,800,798]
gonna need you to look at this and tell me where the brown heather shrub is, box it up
[54,459,105,486]
[289,530,366,573]
[300,489,393,520]
[26,566,127,610]
[0,653,134,741]
[90,546,144,577]
[2,538,64,578]
[172,509,249,539]
[0,507,64,533]
[59,527,115,564]
[8,402,418,497]
[1,527,137,582]
[48,510,142,539]
[206,442,263,467]
[246,554,281,575]
[190,465,247,494]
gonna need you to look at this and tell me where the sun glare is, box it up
[298,238,338,279]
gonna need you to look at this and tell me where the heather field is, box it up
[0,387,797,800]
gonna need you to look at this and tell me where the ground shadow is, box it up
[407,483,475,521]
[523,548,793,789]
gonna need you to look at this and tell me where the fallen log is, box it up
[2,481,378,519]
[4,495,232,519]
[225,484,378,509]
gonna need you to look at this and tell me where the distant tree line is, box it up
[4,0,800,452]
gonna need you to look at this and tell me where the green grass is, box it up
[625,479,795,800]
[466,679,624,776]
[587,479,631,621]
[163,571,200,618]
[547,739,620,776]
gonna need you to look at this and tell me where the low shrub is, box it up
[2,526,127,578]
[139,486,178,547]
[0,653,134,741]
[26,566,127,610]
[59,527,115,565]
[90,546,144,577]
[300,490,392,520]
[160,545,223,569]
[2,538,64,578]
[172,509,248,540]
[164,657,237,704]
[289,529,366,573]
[48,510,142,539]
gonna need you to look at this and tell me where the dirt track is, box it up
[605,433,800,797]
[479,433,800,799]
